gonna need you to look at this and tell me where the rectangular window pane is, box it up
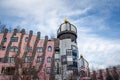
[24,56,31,63]
[11,37,18,42]
[55,59,60,62]
[37,56,42,62]
[11,57,14,63]
[61,55,67,64]
[66,49,72,56]
[2,46,6,50]
[55,51,59,54]
[0,58,3,62]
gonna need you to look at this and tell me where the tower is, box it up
[55,19,78,80]
[57,19,77,43]
[78,54,90,79]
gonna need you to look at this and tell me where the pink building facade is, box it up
[0,20,80,80]
[0,29,55,80]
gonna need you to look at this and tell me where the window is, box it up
[36,56,42,62]
[36,47,43,53]
[2,37,7,42]
[25,47,32,52]
[55,51,59,54]
[57,28,60,34]
[24,56,31,63]
[33,77,39,80]
[10,46,19,52]
[61,24,66,31]
[66,49,72,56]
[47,57,52,62]
[71,25,77,33]
[71,45,77,50]
[2,46,6,50]
[66,23,70,31]
[46,67,51,74]
[1,67,15,75]
[8,57,15,63]
[48,46,52,52]
[0,45,1,50]
[55,59,60,62]
[61,55,67,64]
[25,37,29,42]
[0,58,3,62]
[11,37,18,42]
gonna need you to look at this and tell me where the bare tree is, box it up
[15,25,21,32]
[0,22,7,33]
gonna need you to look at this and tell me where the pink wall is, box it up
[0,33,55,80]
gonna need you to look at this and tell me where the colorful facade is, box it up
[0,29,54,80]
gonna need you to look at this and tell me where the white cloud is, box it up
[62,7,91,17]
[78,32,120,69]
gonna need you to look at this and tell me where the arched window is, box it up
[36,56,42,62]
[48,46,52,52]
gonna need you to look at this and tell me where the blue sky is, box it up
[0,0,120,69]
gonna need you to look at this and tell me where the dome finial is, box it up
[80,54,83,58]
[64,18,69,23]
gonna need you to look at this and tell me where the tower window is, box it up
[48,46,52,52]
[33,77,39,80]
[61,55,67,64]
[71,45,77,50]
[55,59,60,62]
[24,56,31,63]
[66,23,70,31]
[0,58,3,62]
[61,24,66,31]
[66,49,72,56]
[55,51,59,54]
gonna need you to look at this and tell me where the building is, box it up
[54,19,78,80]
[78,54,90,80]
[0,19,79,80]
